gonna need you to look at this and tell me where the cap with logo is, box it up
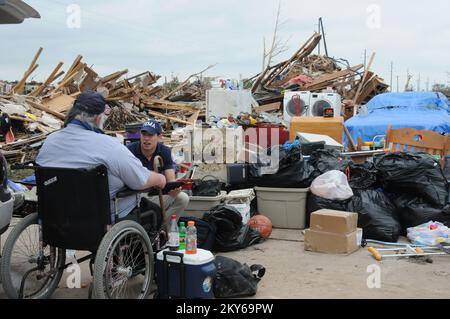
[141,119,162,135]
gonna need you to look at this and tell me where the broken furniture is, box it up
[289,116,344,143]
[386,126,450,157]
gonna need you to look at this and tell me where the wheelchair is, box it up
[0,163,166,299]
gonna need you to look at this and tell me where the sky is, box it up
[1,0,449,91]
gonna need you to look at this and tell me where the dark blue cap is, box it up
[141,119,162,135]
[73,91,106,115]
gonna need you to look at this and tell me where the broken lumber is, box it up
[26,99,66,120]
[147,110,192,125]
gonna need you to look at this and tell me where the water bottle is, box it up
[167,214,179,251]
[185,221,197,254]
[179,221,186,251]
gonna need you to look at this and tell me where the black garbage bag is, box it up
[308,149,351,175]
[203,205,243,252]
[348,162,379,189]
[306,193,352,227]
[374,152,448,207]
[212,225,263,252]
[249,144,301,178]
[393,194,450,230]
[349,189,401,242]
[250,159,316,188]
[213,256,266,298]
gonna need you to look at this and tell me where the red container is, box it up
[244,123,290,148]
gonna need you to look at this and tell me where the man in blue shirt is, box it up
[127,120,189,223]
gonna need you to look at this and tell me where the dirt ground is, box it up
[1,226,450,299]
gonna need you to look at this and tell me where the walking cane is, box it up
[153,155,166,225]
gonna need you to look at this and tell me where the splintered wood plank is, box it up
[41,94,75,113]
[63,55,83,82]
[26,100,66,120]
[13,63,39,94]
[146,110,192,125]
[352,53,376,104]
[304,64,364,89]
[29,62,64,97]
[254,102,281,113]
[143,99,195,112]
[188,109,200,124]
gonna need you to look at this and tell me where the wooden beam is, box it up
[143,99,196,112]
[13,63,39,94]
[304,64,364,89]
[147,110,192,125]
[187,109,200,124]
[100,69,128,84]
[29,61,64,97]
[62,55,83,82]
[343,125,356,151]
[26,99,66,120]
[264,33,322,88]
[254,102,281,113]
[352,52,376,104]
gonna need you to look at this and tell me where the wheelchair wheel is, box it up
[93,220,154,299]
[0,213,66,299]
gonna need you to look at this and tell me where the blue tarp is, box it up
[345,92,450,144]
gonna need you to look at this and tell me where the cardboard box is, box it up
[304,229,360,254]
[310,209,358,234]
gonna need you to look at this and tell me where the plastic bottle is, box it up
[185,221,197,254]
[167,214,179,251]
[179,221,186,251]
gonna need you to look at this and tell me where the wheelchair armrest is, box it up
[116,187,154,198]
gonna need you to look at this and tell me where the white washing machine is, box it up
[308,92,342,117]
[283,91,311,122]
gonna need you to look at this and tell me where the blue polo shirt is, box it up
[127,141,175,171]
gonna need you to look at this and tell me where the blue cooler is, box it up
[155,249,216,299]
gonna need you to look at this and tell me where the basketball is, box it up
[248,214,272,239]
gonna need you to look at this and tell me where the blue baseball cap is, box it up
[73,91,106,115]
[141,119,162,135]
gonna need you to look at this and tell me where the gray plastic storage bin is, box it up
[181,191,227,219]
[254,187,309,229]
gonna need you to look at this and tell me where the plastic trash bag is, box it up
[393,194,450,230]
[349,189,401,242]
[308,149,351,175]
[348,162,379,189]
[213,256,265,298]
[203,205,243,252]
[374,152,449,207]
[407,221,450,246]
[311,170,353,200]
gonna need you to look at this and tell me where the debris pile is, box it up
[249,32,388,105]
[0,48,211,162]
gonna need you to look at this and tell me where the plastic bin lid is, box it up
[156,248,214,265]
[188,191,227,201]
[254,186,309,193]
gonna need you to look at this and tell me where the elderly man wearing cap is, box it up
[36,91,166,221]
[127,119,189,222]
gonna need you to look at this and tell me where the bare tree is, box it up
[262,0,290,72]
[253,0,290,92]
